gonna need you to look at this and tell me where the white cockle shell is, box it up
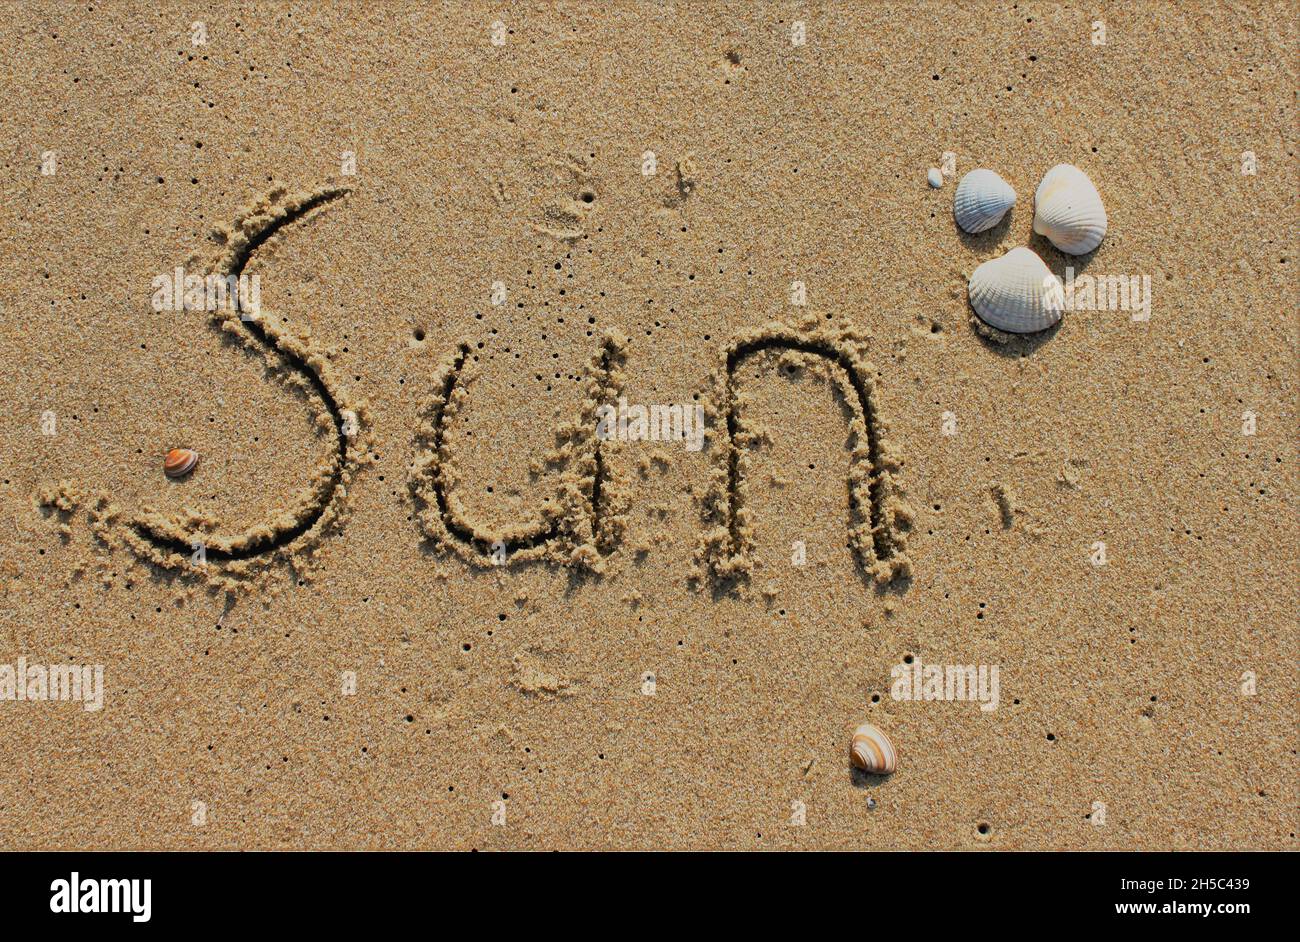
[953,169,1016,234]
[968,246,1065,334]
[1032,163,1107,255]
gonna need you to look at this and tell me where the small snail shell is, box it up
[164,448,199,478]
[850,722,896,775]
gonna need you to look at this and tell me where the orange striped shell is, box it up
[163,448,199,478]
[850,722,897,775]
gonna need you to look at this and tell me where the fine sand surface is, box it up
[0,2,1295,849]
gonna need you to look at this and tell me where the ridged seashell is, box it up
[926,168,944,188]
[164,448,199,478]
[968,247,1065,334]
[1032,163,1107,255]
[850,723,896,775]
[953,169,1016,234]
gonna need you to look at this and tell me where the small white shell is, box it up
[953,169,1016,234]
[1032,163,1107,255]
[850,722,897,775]
[968,246,1065,334]
[926,167,944,188]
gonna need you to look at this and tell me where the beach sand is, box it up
[0,1,1294,849]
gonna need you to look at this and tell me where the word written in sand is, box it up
[46,185,911,589]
